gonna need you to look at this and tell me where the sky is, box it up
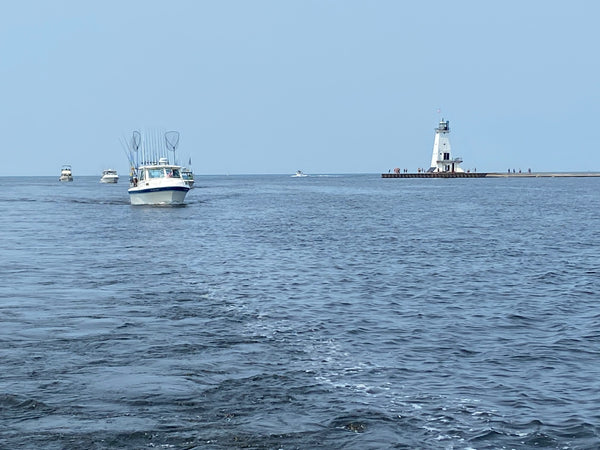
[1,0,599,176]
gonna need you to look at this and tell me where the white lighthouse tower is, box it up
[428,119,464,173]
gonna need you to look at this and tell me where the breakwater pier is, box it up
[382,172,600,179]
[382,172,486,178]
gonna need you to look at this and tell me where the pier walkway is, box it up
[382,172,600,178]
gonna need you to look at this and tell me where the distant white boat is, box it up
[292,170,308,177]
[100,169,119,183]
[181,167,194,188]
[59,165,73,182]
[128,158,190,205]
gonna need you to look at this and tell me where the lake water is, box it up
[1,174,599,449]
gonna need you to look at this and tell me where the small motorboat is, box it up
[100,169,119,183]
[59,165,73,182]
[292,170,308,177]
[181,167,194,188]
[128,158,190,205]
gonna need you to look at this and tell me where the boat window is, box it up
[171,168,181,178]
[139,170,145,181]
[148,168,164,178]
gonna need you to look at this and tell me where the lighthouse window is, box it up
[443,152,450,160]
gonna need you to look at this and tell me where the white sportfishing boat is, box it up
[125,130,191,205]
[129,158,190,205]
[292,170,307,177]
[59,165,73,182]
[100,169,119,183]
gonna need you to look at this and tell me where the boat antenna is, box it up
[165,131,180,164]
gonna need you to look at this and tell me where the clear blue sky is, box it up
[1,0,598,175]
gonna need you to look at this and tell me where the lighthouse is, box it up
[428,119,464,173]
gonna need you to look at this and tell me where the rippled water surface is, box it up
[1,174,599,449]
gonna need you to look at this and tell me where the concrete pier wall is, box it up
[381,172,600,178]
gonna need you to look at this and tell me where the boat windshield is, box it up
[147,168,181,178]
[148,168,164,178]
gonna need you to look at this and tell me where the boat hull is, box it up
[101,177,119,183]
[128,185,189,205]
[59,176,73,182]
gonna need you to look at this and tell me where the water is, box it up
[1,174,599,449]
